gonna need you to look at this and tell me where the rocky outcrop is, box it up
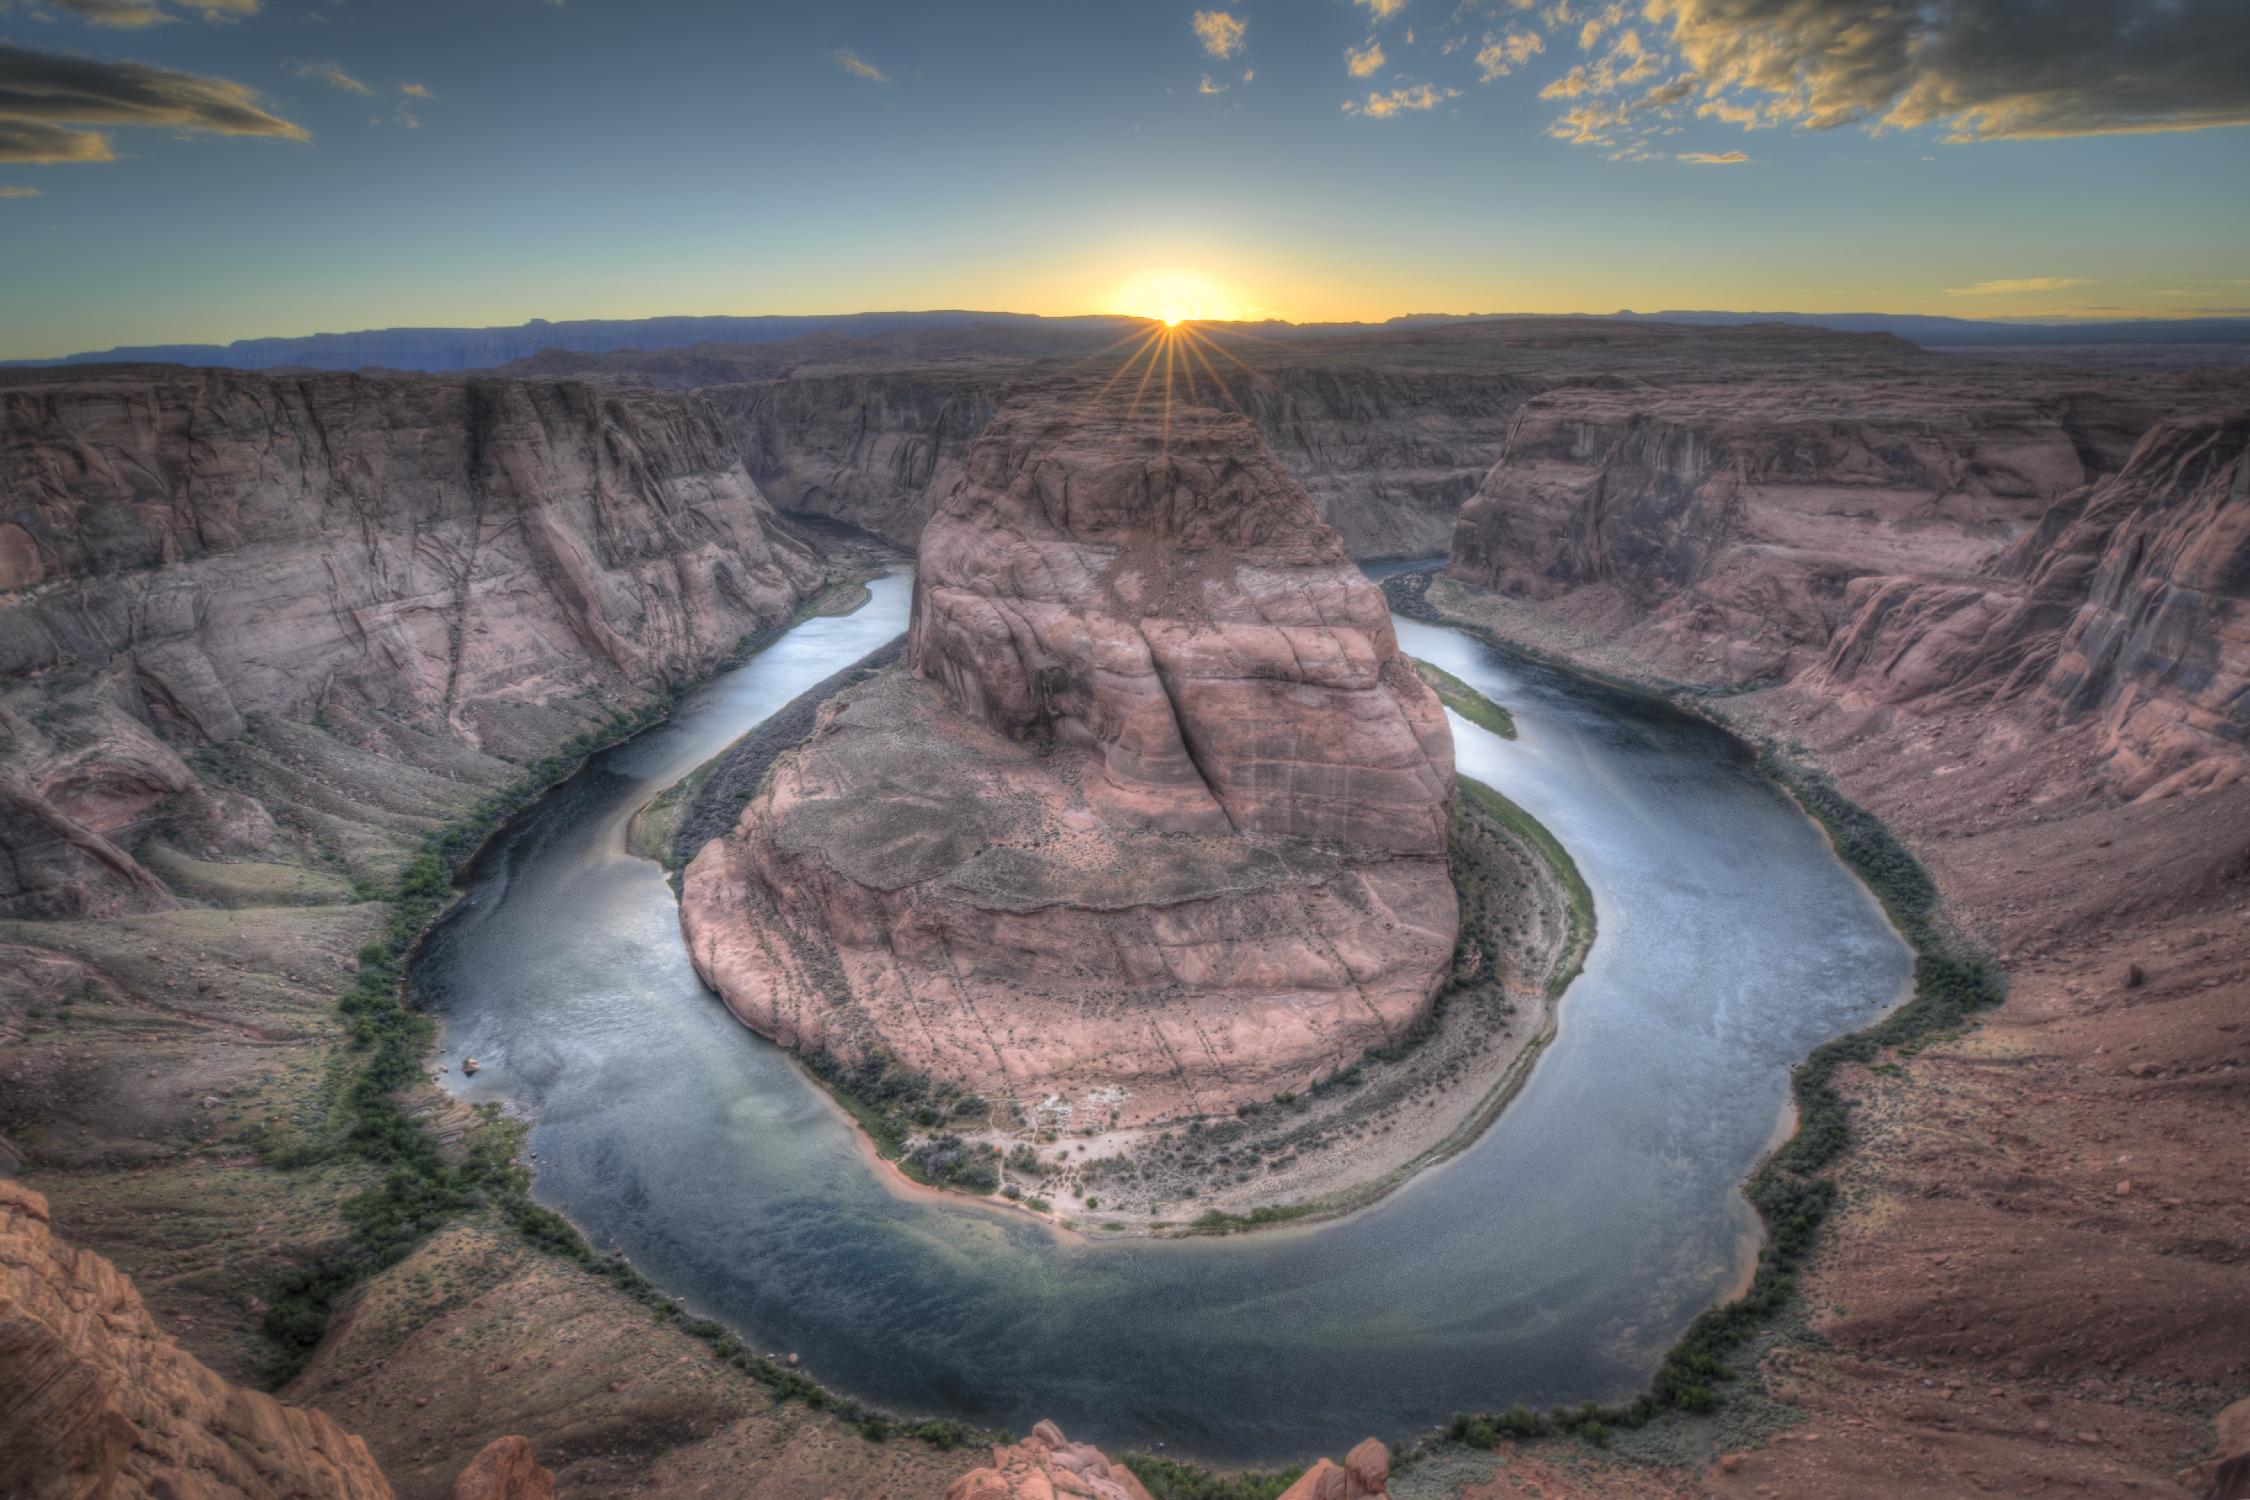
[681,392,1457,1126]
[1810,414,2250,797]
[941,1423,1395,1500]
[449,1436,557,1500]
[2181,1396,2250,1500]
[0,1178,393,1499]
[943,1421,1155,1500]
[0,367,823,916]
[1276,1438,1393,1500]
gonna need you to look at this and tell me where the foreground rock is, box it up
[944,1421,1155,1500]
[450,1436,559,1500]
[0,1178,393,1498]
[0,366,823,917]
[682,392,1455,1135]
[943,1423,1396,1500]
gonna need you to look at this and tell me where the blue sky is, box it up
[2,0,2247,358]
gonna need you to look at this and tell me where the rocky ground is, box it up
[1398,569,2250,1499]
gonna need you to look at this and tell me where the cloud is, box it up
[0,42,305,163]
[1677,148,1748,162]
[1944,277,2090,296]
[1355,0,1410,20]
[1538,28,1658,98]
[1644,0,2250,142]
[1343,81,1459,118]
[47,0,258,27]
[1192,11,1246,60]
[0,183,40,196]
[291,62,372,97]
[829,48,889,83]
[399,83,433,100]
[1475,30,1544,81]
[1198,73,1227,94]
[1346,41,1385,77]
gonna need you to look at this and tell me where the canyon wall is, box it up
[0,1178,395,1499]
[0,367,824,917]
[708,365,1531,558]
[1811,412,2250,798]
[681,391,1458,1126]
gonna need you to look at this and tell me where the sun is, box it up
[1109,268,1247,327]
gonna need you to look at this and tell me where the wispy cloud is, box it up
[1199,73,1227,95]
[1476,30,1543,81]
[1343,81,1459,118]
[1346,41,1385,78]
[829,48,889,83]
[291,61,373,97]
[1355,0,1410,21]
[1945,277,2090,296]
[1192,11,1246,60]
[0,183,41,197]
[47,0,258,28]
[399,82,434,100]
[0,41,306,164]
[1677,149,1748,163]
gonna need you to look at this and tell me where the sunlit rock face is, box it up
[682,391,1458,1127]
[0,367,822,916]
[0,1179,395,1499]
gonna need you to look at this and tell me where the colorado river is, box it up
[416,568,1911,1464]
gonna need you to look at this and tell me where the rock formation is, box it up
[943,1421,1155,1500]
[941,1423,1396,1500]
[449,1436,558,1500]
[0,366,823,917]
[0,1178,394,1498]
[1811,414,2250,797]
[681,391,1456,1126]
[1442,379,2142,679]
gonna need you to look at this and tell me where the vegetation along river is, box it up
[416,567,1912,1464]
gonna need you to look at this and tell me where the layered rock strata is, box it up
[681,393,1456,1127]
[0,1178,393,1499]
[941,1423,1396,1500]
[0,366,822,917]
[1809,414,2250,798]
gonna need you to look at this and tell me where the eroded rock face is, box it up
[1811,414,2250,798]
[1444,383,2107,681]
[0,367,823,916]
[682,394,1456,1125]
[0,1178,394,1499]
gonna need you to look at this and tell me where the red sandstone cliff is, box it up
[0,367,823,918]
[680,392,1457,1126]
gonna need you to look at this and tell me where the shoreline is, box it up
[647,632,1596,1238]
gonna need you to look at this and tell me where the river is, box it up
[415,568,1911,1463]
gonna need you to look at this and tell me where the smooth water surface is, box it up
[418,569,1910,1463]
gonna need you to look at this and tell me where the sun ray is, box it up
[1178,326,1244,412]
[1084,325,1164,409]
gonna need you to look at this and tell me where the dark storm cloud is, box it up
[1648,0,2250,140]
[0,40,305,161]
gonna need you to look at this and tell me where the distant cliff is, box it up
[0,367,823,917]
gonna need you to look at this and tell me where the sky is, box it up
[1,0,2247,359]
